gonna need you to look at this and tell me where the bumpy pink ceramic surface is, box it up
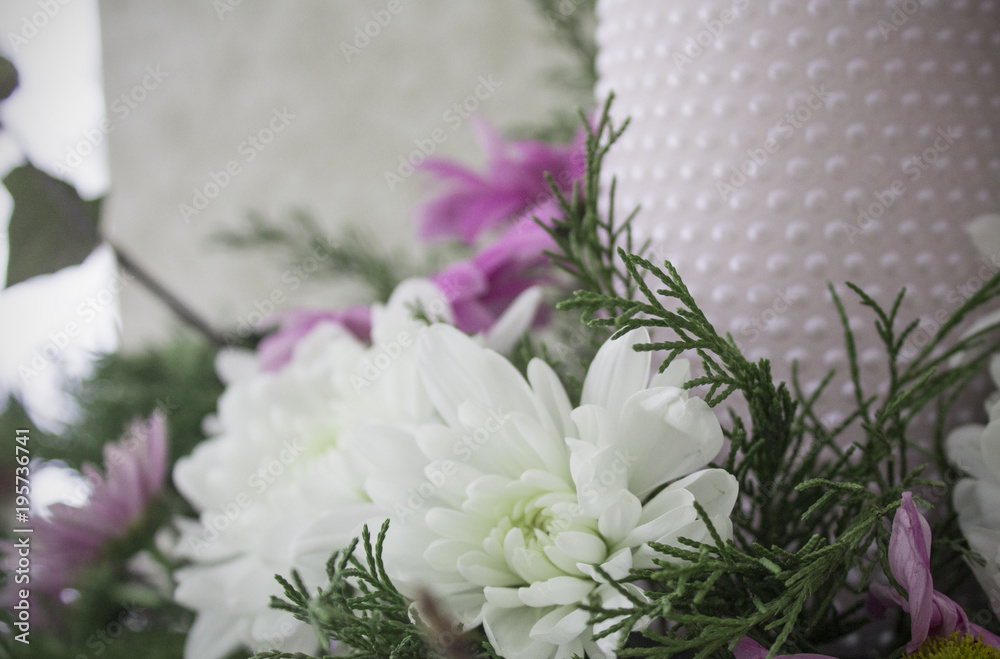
[596,0,1000,426]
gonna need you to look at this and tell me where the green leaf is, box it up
[0,55,17,102]
[4,163,102,287]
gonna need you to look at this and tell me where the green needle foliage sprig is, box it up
[254,521,425,659]
[214,210,410,303]
[538,93,648,307]
[254,521,492,659]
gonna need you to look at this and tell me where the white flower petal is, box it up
[620,502,698,551]
[504,527,563,583]
[581,327,652,415]
[292,504,385,581]
[649,358,692,389]
[662,469,740,520]
[417,325,539,429]
[457,551,521,587]
[569,404,615,447]
[513,415,572,482]
[578,547,634,582]
[371,277,452,346]
[527,358,576,440]
[425,538,477,572]
[597,490,643,545]
[484,586,524,608]
[484,286,543,354]
[619,388,725,497]
[982,420,1000,481]
[529,604,591,644]
[638,486,695,524]
[570,441,630,517]
[968,213,1000,260]
[414,423,464,462]
[483,604,552,659]
[553,531,609,565]
[947,424,996,482]
[426,507,491,542]
[519,576,594,607]
[183,611,253,659]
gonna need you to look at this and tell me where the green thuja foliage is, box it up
[253,521,493,659]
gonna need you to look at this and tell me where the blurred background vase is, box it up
[595,0,1000,431]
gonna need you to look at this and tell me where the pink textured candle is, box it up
[596,0,1000,426]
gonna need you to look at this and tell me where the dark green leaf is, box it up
[0,55,17,102]
[4,163,102,287]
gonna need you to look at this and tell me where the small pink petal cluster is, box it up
[433,216,554,334]
[3,413,168,605]
[256,305,372,372]
[735,492,1000,658]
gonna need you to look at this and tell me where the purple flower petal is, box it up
[872,492,1000,653]
[417,118,585,244]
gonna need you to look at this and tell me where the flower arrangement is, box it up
[4,4,1000,659]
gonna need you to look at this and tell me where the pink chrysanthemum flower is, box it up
[418,118,584,244]
[3,412,168,608]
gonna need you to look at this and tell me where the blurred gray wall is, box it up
[98,0,583,347]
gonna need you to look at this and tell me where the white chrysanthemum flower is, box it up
[171,279,541,659]
[358,325,738,659]
[947,354,1000,612]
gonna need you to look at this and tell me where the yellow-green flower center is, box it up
[906,632,1000,659]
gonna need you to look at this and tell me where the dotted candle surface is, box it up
[596,0,1000,427]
